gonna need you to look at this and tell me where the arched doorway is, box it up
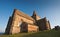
[20,22,28,33]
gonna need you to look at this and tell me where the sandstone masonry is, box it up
[5,9,51,34]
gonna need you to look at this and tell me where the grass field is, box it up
[0,30,60,37]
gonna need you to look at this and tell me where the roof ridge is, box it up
[14,9,35,21]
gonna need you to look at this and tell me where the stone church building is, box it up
[5,9,51,34]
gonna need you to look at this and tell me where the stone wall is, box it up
[5,9,51,34]
[37,17,51,31]
[5,16,13,34]
[28,24,39,32]
[8,9,35,34]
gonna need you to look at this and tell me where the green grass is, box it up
[0,30,60,37]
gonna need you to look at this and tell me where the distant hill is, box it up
[0,30,60,37]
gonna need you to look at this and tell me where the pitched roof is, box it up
[13,9,35,21]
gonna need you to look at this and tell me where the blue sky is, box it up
[0,0,60,32]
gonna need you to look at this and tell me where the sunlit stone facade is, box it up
[5,9,51,34]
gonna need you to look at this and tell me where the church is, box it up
[5,9,51,34]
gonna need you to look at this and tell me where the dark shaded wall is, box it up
[20,22,28,33]
[5,16,13,34]
[36,17,51,31]
[5,9,16,34]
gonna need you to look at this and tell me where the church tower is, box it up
[32,10,40,21]
[32,10,37,20]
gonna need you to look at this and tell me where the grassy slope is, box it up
[0,30,60,37]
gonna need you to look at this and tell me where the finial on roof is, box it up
[33,10,37,16]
